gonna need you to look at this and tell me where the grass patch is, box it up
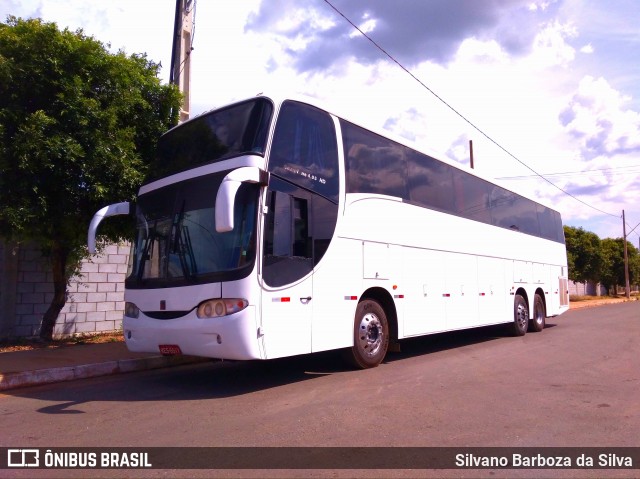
[570,295,609,302]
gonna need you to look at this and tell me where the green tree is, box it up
[0,17,182,339]
[599,238,639,296]
[629,243,640,289]
[563,226,603,284]
[621,240,640,292]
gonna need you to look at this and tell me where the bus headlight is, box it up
[196,299,248,318]
[125,302,140,318]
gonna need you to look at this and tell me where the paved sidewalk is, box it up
[0,342,204,392]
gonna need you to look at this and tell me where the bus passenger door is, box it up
[260,187,313,359]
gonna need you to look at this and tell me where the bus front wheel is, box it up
[346,299,389,369]
[512,294,529,336]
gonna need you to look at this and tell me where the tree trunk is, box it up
[39,242,70,340]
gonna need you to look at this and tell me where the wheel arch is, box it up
[515,287,529,311]
[360,287,398,343]
[534,287,547,316]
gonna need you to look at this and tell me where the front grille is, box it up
[143,310,191,320]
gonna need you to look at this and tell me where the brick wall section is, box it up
[57,244,129,337]
[0,241,129,339]
[12,243,53,337]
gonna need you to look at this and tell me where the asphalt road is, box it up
[1,301,639,478]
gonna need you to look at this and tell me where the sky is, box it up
[2,0,640,242]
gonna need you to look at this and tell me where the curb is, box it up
[0,355,206,392]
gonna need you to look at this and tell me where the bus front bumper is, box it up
[122,306,263,360]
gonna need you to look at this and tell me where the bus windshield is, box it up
[146,97,273,182]
[126,172,258,288]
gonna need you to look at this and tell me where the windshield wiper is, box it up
[178,225,197,278]
[171,202,197,279]
[137,219,157,281]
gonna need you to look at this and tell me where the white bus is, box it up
[88,93,569,368]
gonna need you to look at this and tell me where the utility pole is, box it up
[623,217,640,297]
[469,140,474,169]
[622,210,630,299]
[170,0,195,123]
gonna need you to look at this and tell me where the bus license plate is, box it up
[159,344,182,356]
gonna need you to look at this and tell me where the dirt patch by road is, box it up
[0,331,124,354]
[569,296,636,310]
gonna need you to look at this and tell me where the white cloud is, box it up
[2,0,639,239]
[349,14,376,38]
[529,21,577,68]
[580,43,594,54]
[560,76,640,158]
[528,1,553,12]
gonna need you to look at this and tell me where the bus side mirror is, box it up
[215,167,269,233]
[87,201,130,254]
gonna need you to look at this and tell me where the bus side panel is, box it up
[443,253,480,331]
[402,247,447,337]
[476,256,509,326]
[311,237,363,353]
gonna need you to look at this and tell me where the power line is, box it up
[321,0,621,219]
[497,164,640,180]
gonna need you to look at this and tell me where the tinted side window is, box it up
[263,177,338,287]
[489,186,540,235]
[553,210,565,244]
[407,150,454,213]
[452,169,492,223]
[268,101,339,203]
[537,205,558,241]
[152,98,273,182]
[511,196,540,236]
[342,120,408,198]
[340,117,565,243]
[490,187,519,230]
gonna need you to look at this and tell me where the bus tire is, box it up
[529,294,545,332]
[511,294,529,336]
[346,299,389,369]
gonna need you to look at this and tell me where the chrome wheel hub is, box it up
[516,303,529,329]
[357,312,384,357]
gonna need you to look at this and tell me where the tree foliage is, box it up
[564,225,639,296]
[0,17,182,339]
[599,238,640,295]
[563,226,602,283]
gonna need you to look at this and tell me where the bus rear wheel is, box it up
[528,293,546,332]
[511,294,529,336]
[346,299,389,369]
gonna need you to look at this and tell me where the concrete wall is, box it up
[0,241,129,339]
[568,280,605,297]
[568,280,638,296]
